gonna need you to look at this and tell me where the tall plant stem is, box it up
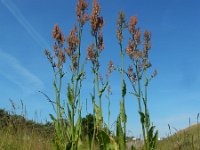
[120,41,126,148]
[91,62,96,150]
[136,63,147,149]
[94,34,102,118]
[144,69,149,150]
[72,24,83,149]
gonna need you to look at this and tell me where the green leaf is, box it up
[76,71,85,81]
[49,114,56,122]
[99,81,108,97]
[120,101,126,123]
[97,129,118,150]
[131,145,137,150]
[139,111,145,125]
[94,104,102,128]
[116,115,125,150]
[122,80,126,98]
[67,104,72,125]
[67,84,74,107]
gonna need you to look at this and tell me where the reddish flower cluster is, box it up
[47,24,67,68]
[90,0,103,35]
[135,28,141,44]
[127,66,136,82]
[97,31,104,50]
[52,24,65,45]
[106,61,114,78]
[129,16,138,35]
[66,26,79,57]
[76,0,89,26]
[66,26,79,70]
[143,31,151,59]
[44,49,55,68]
[126,39,134,55]
[126,17,152,67]
[57,49,66,68]
[88,0,104,60]
[116,11,127,42]
[87,43,95,61]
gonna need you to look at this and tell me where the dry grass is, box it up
[157,123,200,150]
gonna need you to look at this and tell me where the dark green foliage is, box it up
[82,114,94,141]
[116,115,125,150]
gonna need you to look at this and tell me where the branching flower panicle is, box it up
[66,26,79,71]
[129,16,138,35]
[90,0,103,36]
[117,11,128,42]
[127,65,136,83]
[87,43,95,61]
[76,0,89,26]
[135,28,141,44]
[126,39,134,57]
[97,31,104,50]
[143,31,151,59]
[52,24,65,46]
[46,24,66,69]
[106,61,114,78]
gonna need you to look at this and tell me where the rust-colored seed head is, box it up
[116,11,127,42]
[66,26,79,56]
[65,48,71,57]
[76,0,88,17]
[58,50,66,63]
[129,16,138,35]
[52,24,65,45]
[106,60,114,78]
[90,0,101,34]
[87,44,95,60]
[108,61,113,72]
[128,66,133,77]
[126,39,134,56]
[117,11,125,27]
[76,0,89,26]
[98,31,104,51]
[143,30,151,58]
[133,51,139,60]
[144,30,151,42]
[135,28,141,44]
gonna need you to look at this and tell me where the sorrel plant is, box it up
[44,0,158,149]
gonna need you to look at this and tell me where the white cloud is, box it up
[0,49,44,95]
[1,0,50,49]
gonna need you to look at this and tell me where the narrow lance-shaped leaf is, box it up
[116,115,125,150]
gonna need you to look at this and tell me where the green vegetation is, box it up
[0,108,200,150]
[43,0,158,149]
[157,123,200,150]
[2,0,199,150]
[0,108,53,150]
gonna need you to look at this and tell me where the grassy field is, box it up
[1,108,200,150]
[157,124,200,150]
[0,109,53,150]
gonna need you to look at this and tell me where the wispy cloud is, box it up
[0,49,44,95]
[1,0,50,49]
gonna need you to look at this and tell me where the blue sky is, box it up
[0,0,200,137]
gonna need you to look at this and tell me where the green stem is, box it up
[91,62,96,150]
[136,63,147,149]
[72,24,83,149]
[144,69,149,150]
[120,39,126,149]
